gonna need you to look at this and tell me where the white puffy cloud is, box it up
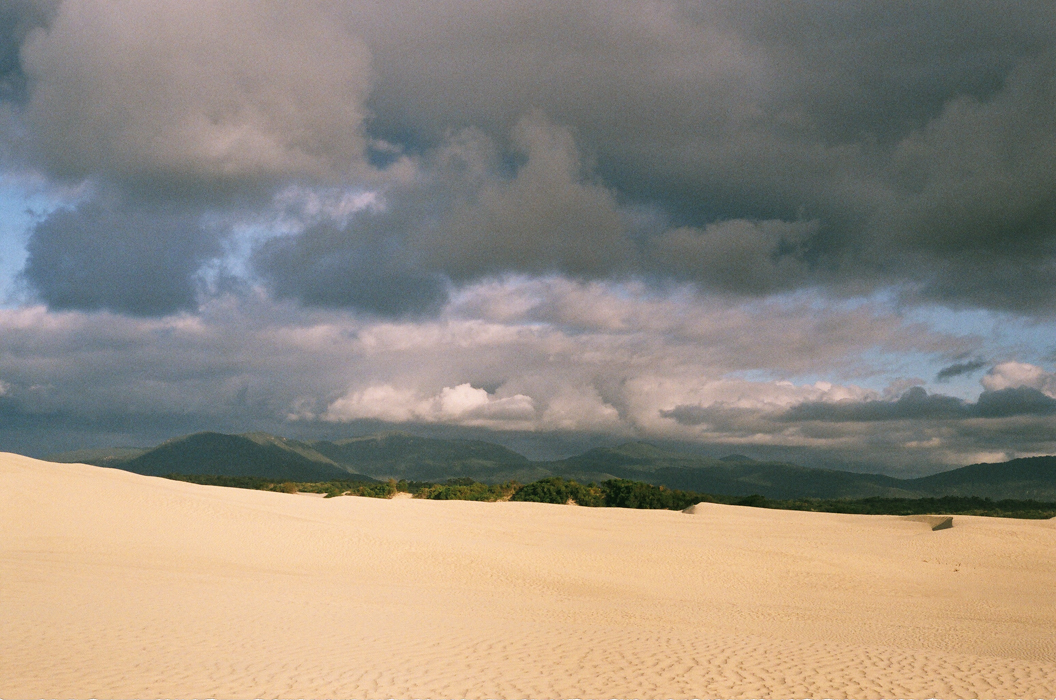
[323,382,536,429]
[982,361,1056,397]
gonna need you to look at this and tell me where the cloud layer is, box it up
[0,1,1051,315]
[1,2,1054,470]
[0,278,1051,473]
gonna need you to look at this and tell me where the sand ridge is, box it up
[2,452,1055,699]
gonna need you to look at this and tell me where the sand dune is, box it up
[2,453,1055,699]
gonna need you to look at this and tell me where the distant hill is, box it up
[544,442,920,499]
[47,447,148,466]
[906,456,1056,500]
[310,432,549,483]
[47,431,1056,501]
[108,432,369,482]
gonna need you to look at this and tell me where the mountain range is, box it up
[45,431,1056,501]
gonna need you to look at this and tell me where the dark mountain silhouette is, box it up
[544,442,919,499]
[906,456,1056,500]
[46,446,147,466]
[47,432,1056,501]
[310,432,548,483]
[100,432,367,482]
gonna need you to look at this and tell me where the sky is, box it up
[1,1,1055,475]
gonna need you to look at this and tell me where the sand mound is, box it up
[3,452,1055,699]
[904,514,955,530]
[681,500,736,514]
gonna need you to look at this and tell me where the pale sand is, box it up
[2,453,1055,699]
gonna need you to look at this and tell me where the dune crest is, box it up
[3,452,1055,699]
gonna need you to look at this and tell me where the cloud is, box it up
[2,2,1054,316]
[0,0,54,105]
[973,386,1056,418]
[661,379,880,428]
[322,380,624,434]
[648,219,818,294]
[20,195,221,315]
[253,217,449,317]
[783,387,965,422]
[350,1,1056,311]
[781,385,1056,422]
[428,113,633,280]
[18,0,371,194]
[254,114,632,314]
[3,2,1056,474]
[323,383,537,429]
[0,279,1051,472]
[982,361,1056,396]
[874,52,1056,311]
[658,404,712,427]
[936,358,988,381]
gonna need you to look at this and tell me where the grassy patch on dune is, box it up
[161,473,1056,518]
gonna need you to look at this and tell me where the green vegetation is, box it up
[415,477,521,501]
[482,477,1056,518]
[163,472,1056,519]
[512,476,604,505]
[758,495,1056,519]
[163,474,394,498]
[511,476,720,509]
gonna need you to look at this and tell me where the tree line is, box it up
[163,473,1056,519]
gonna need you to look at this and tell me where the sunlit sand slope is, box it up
[2,452,1055,699]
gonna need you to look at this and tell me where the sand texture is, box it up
[3,453,1056,699]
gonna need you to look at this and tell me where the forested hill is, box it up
[309,433,550,483]
[55,432,362,483]
[905,456,1056,501]
[45,432,1056,501]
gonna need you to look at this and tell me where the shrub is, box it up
[417,480,519,501]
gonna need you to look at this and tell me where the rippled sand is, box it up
[2,452,1055,699]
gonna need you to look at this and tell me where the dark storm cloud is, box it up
[647,219,818,295]
[5,0,373,316]
[3,1,1056,316]
[0,1,55,104]
[14,0,371,197]
[346,1,1056,311]
[254,219,448,317]
[973,386,1056,418]
[21,197,220,316]
[937,359,988,382]
[783,387,966,422]
[254,115,634,313]
[780,386,1056,423]
[659,404,711,427]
